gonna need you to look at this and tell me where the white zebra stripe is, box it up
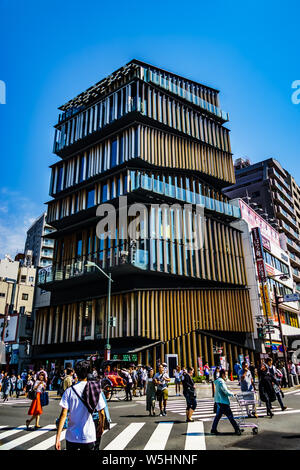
[0,425,56,450]
[104,422,145,450]
[144,422,174,450]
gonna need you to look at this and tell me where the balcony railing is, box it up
[270,168,291,192]
[144,71,229,121]
[286,237,300,253]
[275,192,295,215]
[38,249,149,285]
[131,173,241,219]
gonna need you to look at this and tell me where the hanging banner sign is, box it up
[259,284,272,317]
[252,227,267,282]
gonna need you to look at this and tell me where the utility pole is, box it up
[85,261,114,361]
[273,286,291,387]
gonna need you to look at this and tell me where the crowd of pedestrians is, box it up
[1,355,299,449]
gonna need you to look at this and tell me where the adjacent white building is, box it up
[231,198,300,357]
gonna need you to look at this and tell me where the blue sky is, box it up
[0,0,299,258]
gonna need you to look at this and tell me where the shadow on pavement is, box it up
[225,430,300,450]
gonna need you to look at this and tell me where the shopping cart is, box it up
[234,391,259,435]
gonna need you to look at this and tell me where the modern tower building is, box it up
[34,60,254,373]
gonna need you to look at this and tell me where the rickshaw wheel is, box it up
[102,384,113,401]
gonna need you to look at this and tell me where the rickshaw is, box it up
[99,359,133,402]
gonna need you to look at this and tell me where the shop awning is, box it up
[128,341,163,354]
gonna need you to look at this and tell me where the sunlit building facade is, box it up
[33,60,254,372]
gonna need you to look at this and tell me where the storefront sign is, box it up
[259,284,272,317]
[261,235,271,252]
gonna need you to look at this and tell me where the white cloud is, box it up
[0,188,44,259]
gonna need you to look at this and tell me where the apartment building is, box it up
[25,212,55,268]
[224,158,300,293]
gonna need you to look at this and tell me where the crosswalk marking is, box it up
[27,424,118,451]
[144,422,174,450]
[0,400,31,406]
[104,422,145,450]
[28,430,67,450]
[2,406,299,451]
[0,425,27,441]
[185,421,206,450]
[0,425,56,450]
[164,398,295,421]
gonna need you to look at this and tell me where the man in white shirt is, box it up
[56,360,105,451]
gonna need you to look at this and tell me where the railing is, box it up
[275,193,295,214]
[132,173,241,219]
[144,71,229,121]
[38,248,149,285]
[290,253,300,265]
[286,238,300,252]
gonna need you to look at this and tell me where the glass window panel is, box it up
[87,188,95,208]
[119,136,124,164]
[57,166,63,192]
[95,298,105,339]
[81,301,92,340]
[79,155,85,182]
[102,183,108,202]
[111,138,118,168]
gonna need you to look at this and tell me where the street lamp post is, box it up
[85,261,114,361]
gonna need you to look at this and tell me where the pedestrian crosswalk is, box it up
[0,398,31,406]
[160,398,296,421]
[0,421,206,451]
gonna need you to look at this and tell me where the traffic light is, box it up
[257,327,264,339]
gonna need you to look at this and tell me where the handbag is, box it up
[40,391,49,407]
[28,388,37,400]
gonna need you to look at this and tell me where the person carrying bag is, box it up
[56,360,110,451]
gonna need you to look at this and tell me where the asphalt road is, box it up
[0,383,299,451]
